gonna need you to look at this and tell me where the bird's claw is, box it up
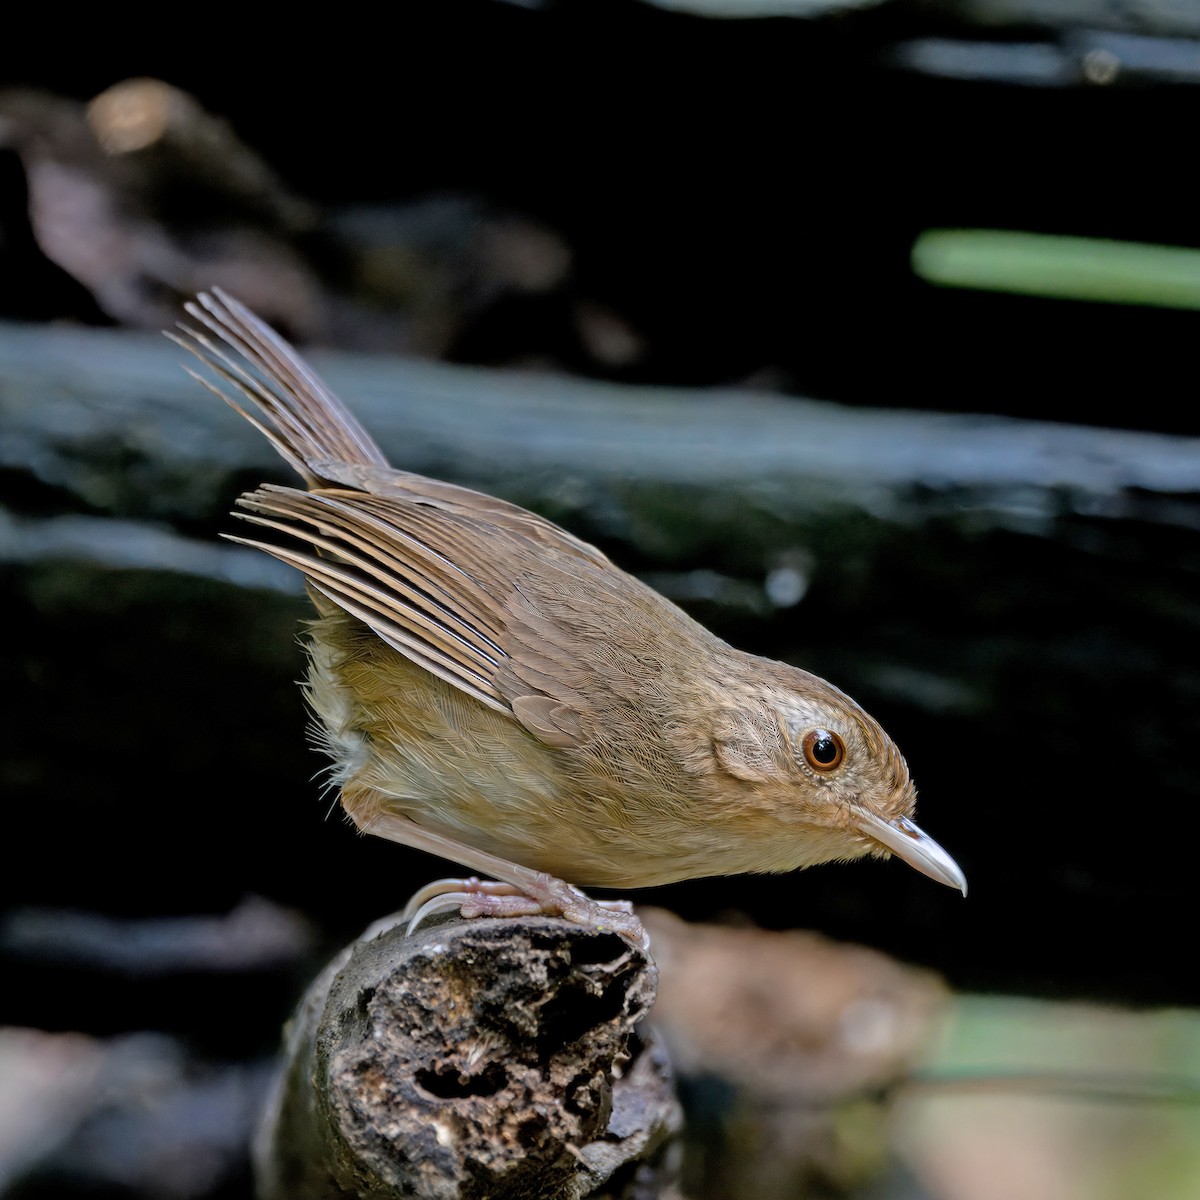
[402,874,649,953]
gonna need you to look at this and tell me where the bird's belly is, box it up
[305,629,827,889]
[351,725,684,889]
[348,727,818,889]
[304,639,648,884]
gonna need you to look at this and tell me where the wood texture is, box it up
[254,913,679,1200]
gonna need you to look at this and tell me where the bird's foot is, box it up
[403,875,648,952]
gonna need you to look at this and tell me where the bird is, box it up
[172,288,966,949]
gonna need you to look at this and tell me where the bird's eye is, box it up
[802,729,845,772]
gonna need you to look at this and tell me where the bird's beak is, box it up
[854,811,968,896]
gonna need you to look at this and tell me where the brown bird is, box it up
[173,289,965,949]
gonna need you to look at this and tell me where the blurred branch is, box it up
[3,318,1199,556]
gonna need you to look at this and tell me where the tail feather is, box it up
[169,287,388,485]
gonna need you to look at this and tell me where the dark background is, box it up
[3,0,1198,1060]
[6,1,1199,431]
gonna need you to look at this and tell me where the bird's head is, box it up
[713,659,967,895]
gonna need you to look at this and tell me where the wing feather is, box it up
[234,488,506,680]
[173,288,659,747]
[226,529,508,713]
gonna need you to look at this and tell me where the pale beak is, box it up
[854,811,968,896]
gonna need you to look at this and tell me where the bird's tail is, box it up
[169,288,388,485]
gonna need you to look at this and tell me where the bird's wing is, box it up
[174,288,625,747]
[314,459,615,571]
[171,287,612,572]
[231,481,619,748]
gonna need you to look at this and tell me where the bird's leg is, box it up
[401,877,635,936]
[403,876,523,916]
[403,877,635,917]
[400,877,523,932]
[362,811,649,952]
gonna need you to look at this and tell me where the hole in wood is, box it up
[416,1061,508,1099]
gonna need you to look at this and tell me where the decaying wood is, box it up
[254,913,679,1200]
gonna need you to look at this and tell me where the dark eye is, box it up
[802,729,845,772]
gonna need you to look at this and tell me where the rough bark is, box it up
[254,913,680,1200]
